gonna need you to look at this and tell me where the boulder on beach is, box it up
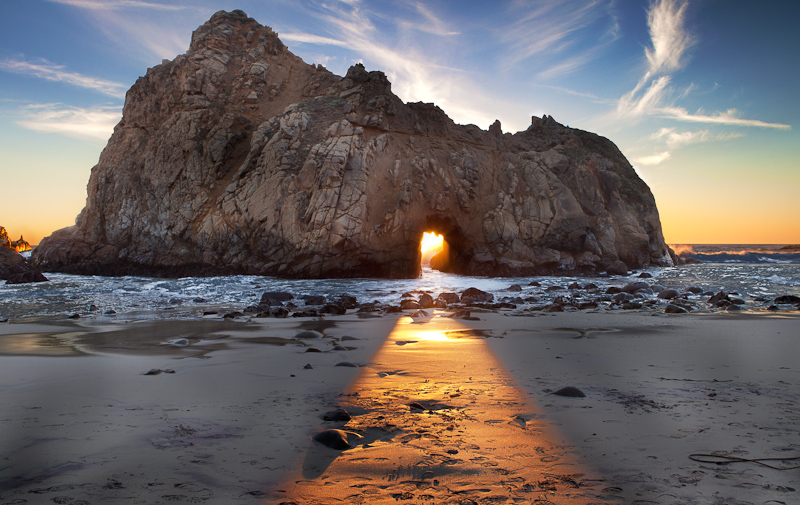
[461,287,493,304]
[437,292,460,304]
[30,10,674,279]
[400,299,422,310]
[657,288,681,299]
[418,293,434,308]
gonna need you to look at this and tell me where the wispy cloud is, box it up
[398,3,460,36]
[46,0,186,11]
[502,0,620,77]
[615,0,789,130]
[280,32,348,47]
[47,0,194,62]
[302,1,499,128]
[649,127,745,147]
[635,126,746,167]
[632,150,671,166]
[16,103,121,141]
[659,107,791,129]
[0,58,127,98]
[643,0,693,78]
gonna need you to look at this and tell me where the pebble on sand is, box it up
[143,369,176,376]
[553,386,586,398]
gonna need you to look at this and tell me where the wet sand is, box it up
[0,310,798,504]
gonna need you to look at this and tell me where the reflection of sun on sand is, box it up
[280,316,599,504]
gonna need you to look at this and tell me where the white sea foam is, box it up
[2,245,799,320]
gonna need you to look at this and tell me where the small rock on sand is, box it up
[665,304,689,314]
[323,408,351,422]
[143,369,175,376]
[553,386,586,398]
[295,330,324,339]
[312,429,360,450]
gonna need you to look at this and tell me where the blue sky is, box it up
[1,0,797,244]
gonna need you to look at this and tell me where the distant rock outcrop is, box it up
[0,226,48,284]
[1,227,32,252]
[33,10,674,278]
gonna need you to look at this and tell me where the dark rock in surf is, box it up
[437,292,460,304]
[337,295,358,309]
[622,281,650,293]
[321,303,347,314]
[418,293,434,308]
[400,299,422,310]
[260,291,293,306]
[657,288,681,299]
[461,287,493,304]
[606,260,629,276]
[303,295,327,305]
[0,247,48,284]
[774,295,800,305]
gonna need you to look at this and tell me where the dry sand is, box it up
[0,309,798,504]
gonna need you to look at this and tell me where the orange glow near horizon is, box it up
[419,231,445,264]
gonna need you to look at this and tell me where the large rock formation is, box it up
[33,10,674,279]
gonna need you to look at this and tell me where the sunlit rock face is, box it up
[33,10,674,278]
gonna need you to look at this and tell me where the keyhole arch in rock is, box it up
[411,216,471,276]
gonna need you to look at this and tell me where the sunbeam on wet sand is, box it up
[276,314,601,504]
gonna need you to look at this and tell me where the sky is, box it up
[1,0,797,245]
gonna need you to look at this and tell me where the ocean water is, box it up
[1,245,798,321]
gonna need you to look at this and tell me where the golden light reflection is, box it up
[410,329,450,341]
[419,231,444,264]
[281,317,591,503]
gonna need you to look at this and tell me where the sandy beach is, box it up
[0,309,798,504]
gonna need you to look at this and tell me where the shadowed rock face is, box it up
[33,10,674,279]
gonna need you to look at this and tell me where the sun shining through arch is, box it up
[419,231,445,265]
